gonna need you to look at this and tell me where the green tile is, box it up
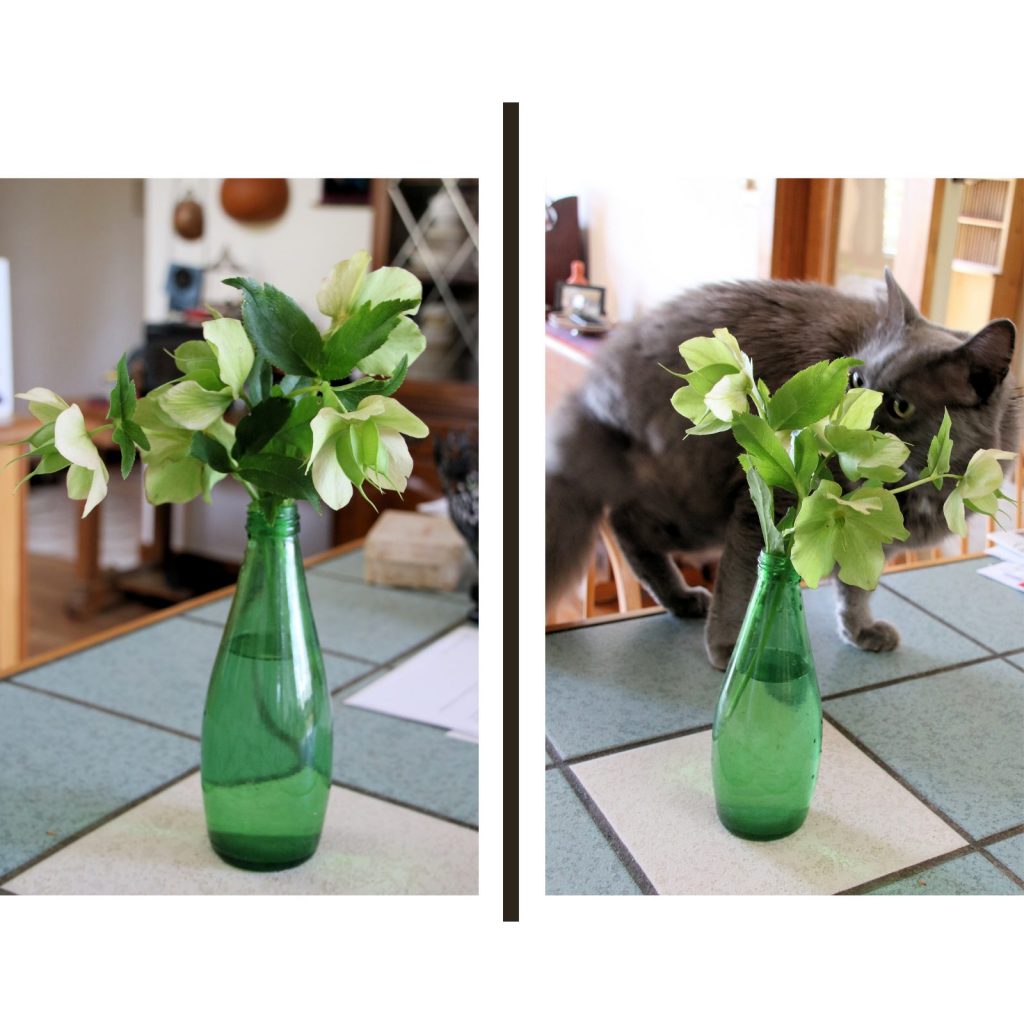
[14,617,369,737]
[187,573,471,664]
[546,614,722,760]
[863,853,1021,895]
[881,558,1022,653]
[803,583,987,695]
[827,660,1024,838]
[330,674,478,827]
[546,771,640,895]
[0,684,199,880]
[986,833,1024,879]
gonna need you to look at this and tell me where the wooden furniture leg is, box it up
[65,500,117,619]
[0,443,28,671]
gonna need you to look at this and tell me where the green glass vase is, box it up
[200,501,333,870]
[711,551,822,840]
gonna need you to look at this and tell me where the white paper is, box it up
[345,624,478,740]
[986,528,1024,562]
[977,560,1024,594]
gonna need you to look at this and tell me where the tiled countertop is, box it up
[546,556,1024,896]
[0,546,478,895]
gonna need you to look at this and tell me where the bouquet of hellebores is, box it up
[667,327,1015,589]
[12,250,429,521]
[10,250,438,873]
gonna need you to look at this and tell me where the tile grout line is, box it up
[555,759,658,896]
[835,846,976,895]
[560,722,714,769]
[878,580,999,654]
[823,710,992,854]
[329,779,478,833]
[820,651,1021,704]
[4,678,204,743]
[975,845,1024,890]
[0,766,201,889]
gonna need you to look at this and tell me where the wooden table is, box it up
[0,540,478,894]
[0,408,117,672]
[546,554,1024,895]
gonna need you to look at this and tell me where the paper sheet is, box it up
[977,560,1024,593]
[344,624,478,740]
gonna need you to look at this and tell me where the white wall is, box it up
[0,179,144,399]
[545,176,773,322]
[144,179,373,324]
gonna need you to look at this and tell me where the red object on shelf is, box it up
[567,260,589,285]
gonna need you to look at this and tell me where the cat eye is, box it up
[850,370,865,389]
[887,394,915,419]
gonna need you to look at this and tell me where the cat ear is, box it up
[961,318,1016,402]
[883,268,920,330]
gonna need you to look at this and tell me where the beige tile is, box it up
[7,773,477,895]
[572,723,966,895]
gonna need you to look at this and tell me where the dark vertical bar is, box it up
[502,100,520,923]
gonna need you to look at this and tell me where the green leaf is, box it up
[225,277,324,376]
[792,429,820,494]
[835,387,883,431]
[924,409,953,490]
[232,396,293,460]
[107,354,136,423]
[279,374,315,395]
[766,358,862,431]
[189,433,234,474]
[244,354,273,406]
[334,355,410,403]
[730,412,800,493]
[740,458,783,553]
[124,418,150,452]
[320,298,419,381]
[824,424,909,484]
[112,424,136,478]
[236,452,320,504]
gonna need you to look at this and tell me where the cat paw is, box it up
[665,587,712,619]
[840,619,901,653]
[704,638,734,671]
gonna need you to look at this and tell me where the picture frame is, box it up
[555,281,605,321]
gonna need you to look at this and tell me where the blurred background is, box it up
[545,177,1024,624]
[0,178,479,665]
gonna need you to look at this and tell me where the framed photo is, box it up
[555,281,605,320]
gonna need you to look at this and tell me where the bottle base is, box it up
[715,806,809,841]
[208,831,321,872]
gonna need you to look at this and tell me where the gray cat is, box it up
[546,271,1021,669]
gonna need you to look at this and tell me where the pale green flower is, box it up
[53,404,109,517]
[306,396,427,510]
[316,251,425,376]
[16,387,70,423]
[943,448,1016,535]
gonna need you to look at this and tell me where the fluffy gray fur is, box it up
[546,271,1021,669]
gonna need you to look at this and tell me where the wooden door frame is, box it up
[770,179,844,283]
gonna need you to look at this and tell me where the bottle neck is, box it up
[756,550,800,584]
[246,501,300,541]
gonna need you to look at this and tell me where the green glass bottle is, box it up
[711,551,822,840]
[200,501,333,870]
